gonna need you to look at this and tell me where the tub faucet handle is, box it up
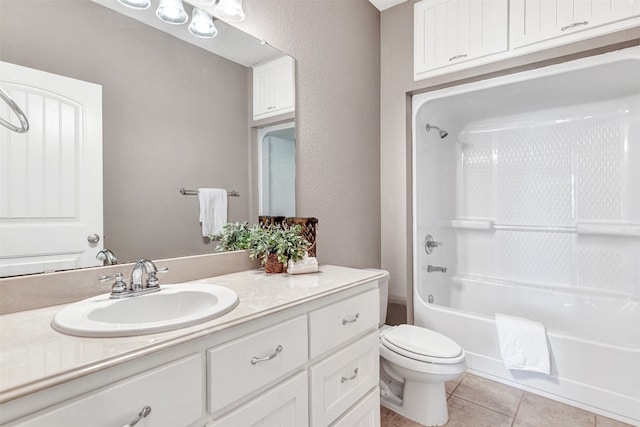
[424,234,443,254]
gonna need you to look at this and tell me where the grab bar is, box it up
[179,188,240,197]
[0,87,29,133]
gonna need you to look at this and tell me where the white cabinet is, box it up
[414,0,640,81]
[510,0,640,48]
[310,332,379,427]
[208,372,308,427]
[207,315,308,413]
[330,389,380,427]
[2,277,380,427]
[253,55,295,120]
[414,0,508,79]
[5,354,203,427]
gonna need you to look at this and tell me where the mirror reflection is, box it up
[0,0,296,277]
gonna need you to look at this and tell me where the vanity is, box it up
[0,265,383,427]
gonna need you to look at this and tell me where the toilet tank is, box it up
[366,268,390,327]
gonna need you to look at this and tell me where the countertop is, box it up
[0,265,383,403]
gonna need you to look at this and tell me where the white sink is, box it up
[52,283,239,337]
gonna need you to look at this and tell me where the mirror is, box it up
[0,0,295,277]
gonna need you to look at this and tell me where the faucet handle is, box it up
[146,267,168,289]
[99,272,127,294]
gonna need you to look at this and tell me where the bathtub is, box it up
[412,46,640,425]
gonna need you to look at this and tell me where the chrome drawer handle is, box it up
[561,21,588,31]
[123,406,151,427]
[342,313,360,325]
[251,345,283,365]
[449,53,467,62]
[341,368,359,383]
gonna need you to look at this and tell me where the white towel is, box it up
[198,188,227,237]
[287,254,319,275]
[495,314,550,374]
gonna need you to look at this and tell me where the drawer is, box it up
[208,315,308,414]
[330,388,380,427]
[310,331,379,427]
[7,354,203,427]
[309,288,378,358]
[208,372,308,427]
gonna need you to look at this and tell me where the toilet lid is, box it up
[381,325,463,363]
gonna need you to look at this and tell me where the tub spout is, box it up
[427,265,447,273]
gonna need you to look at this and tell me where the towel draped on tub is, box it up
[495,313,551,375]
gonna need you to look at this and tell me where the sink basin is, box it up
[52,283,239,337]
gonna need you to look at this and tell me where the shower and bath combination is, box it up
[425,123,448,138]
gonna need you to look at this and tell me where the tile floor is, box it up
[380,373,634,427]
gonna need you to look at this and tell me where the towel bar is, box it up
[179,188,240,197]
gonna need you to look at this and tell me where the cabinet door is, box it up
[208,372,308,427]
[253,56,295,120]
[310,332,379,427]
[414,0,508,76]
[510,0,639,49]
[7,354,203,427]
[330,389,380,427]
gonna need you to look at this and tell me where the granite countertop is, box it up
[0,265,382,403]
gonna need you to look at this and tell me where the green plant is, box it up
[247,224,309,266]
[211,222,251,251]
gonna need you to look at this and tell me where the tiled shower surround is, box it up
[412,48,639,424]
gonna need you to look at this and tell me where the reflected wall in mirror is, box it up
[0,0,295,277]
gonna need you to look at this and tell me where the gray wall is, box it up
[235,0,382,268]
[0,0,250,262]
[380,0,640,310]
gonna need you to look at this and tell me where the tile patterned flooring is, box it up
[380,373,634,427]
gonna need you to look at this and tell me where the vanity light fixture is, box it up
[118,0,151,9]
[189,8,218,38]
[215,0,245,22]
[156,0,188,24]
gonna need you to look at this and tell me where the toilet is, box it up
[371,269,466,427]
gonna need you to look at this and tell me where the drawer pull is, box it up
[342,313,360,325]
[341,368,359,383]
[449,54,467,62]
[251,345,283,365]
[561,21,588,31]
[123,405,151,427]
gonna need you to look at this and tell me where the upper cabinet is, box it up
[252,55,295,121]
[510,0,640,48]
[414,0,640,81]
[414,0,508,78]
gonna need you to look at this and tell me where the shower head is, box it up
[426,123,448,139]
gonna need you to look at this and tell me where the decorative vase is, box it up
[264,253,284,274]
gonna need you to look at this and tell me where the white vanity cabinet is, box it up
[252,55,296,120]
[4,354,204,427]
[510,0,640,49]
[0,270,380,427]
[414,0,509,79]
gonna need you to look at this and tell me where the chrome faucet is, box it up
[427,265,447,273]
[96,248,118,265]
[131,259,163,291]
[99,259,168,299]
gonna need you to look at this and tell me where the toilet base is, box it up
[380,380,449,427]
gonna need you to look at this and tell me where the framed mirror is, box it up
[0,0,295,277]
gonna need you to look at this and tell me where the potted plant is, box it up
[211,222,252,251]
[248,224,309,274]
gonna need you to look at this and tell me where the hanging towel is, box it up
[495,313,551,374]
[198,188,227,237]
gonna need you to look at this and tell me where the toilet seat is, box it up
[381,325,464,364]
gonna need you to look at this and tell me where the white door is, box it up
[0,61,103,277]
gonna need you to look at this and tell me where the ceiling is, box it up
[368,0,408,12]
